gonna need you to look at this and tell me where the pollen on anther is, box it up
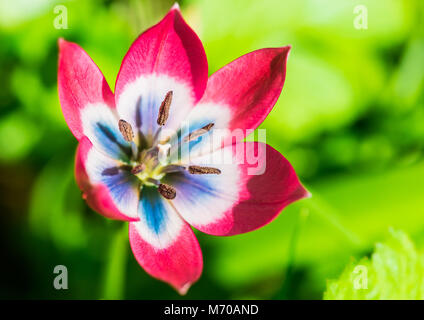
[118,119,134,142]
[158,183,176,199]
[157,91,173,126]
[184,123,214,142]
[188,165,221,175]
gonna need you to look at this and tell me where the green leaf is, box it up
[324,229,424,299]
[100,224,128,300]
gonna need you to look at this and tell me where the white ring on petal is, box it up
[134,198,185,249]
[180,102,232,161]
[170,146,241,227]
[116,74,195,139]
[81,103,131,161]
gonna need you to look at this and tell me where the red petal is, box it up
[58,39,115,140]
[129,220,203,294]
[115,5,208,105]
[169,142,309,236]
[198,47,290,145]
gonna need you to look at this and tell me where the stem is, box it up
[275,208,308,299]
[100,223,128,300]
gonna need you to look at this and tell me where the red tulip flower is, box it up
[58,4,309,294]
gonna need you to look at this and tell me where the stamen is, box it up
[184,123,214,142]
[131,164,145,175]
[188,165,221,175]
[161,164,186,174]
[146,177,160,186]
[102,167,120,176]
[118,119,134,142]
[157,91,173,126]
[158,183,176,199]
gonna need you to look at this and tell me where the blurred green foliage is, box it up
[0,0,423,299]
[325,229,424,299]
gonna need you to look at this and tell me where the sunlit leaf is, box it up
[324,229,424,300]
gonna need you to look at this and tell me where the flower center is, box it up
[118,91,221,200]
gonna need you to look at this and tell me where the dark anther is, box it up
[188,165,221,175]
[184,123,214,142]
[158,183,176,199]
[157,91,173,126]
[118,119,134,142]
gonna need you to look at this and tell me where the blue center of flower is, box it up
[117,91,221,200]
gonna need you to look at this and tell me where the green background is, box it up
[0,0,423,299]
